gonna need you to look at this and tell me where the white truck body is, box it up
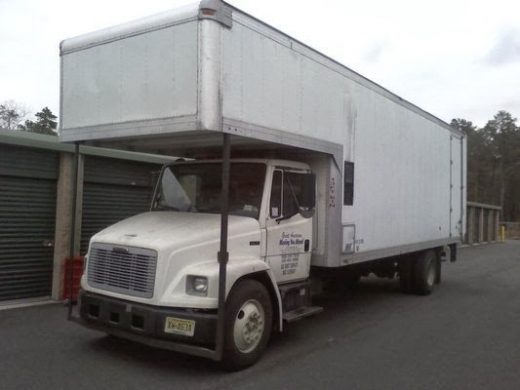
[60,0,466,369]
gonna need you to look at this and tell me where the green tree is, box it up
[20,107,58,136]
[480,111,520,221]
[452,111,520,221]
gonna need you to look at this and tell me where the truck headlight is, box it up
[186,276,208,296]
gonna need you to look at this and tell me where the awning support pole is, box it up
[215,133,231,360]
[67,142,80,320]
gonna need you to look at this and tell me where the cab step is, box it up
[283,306,323,323]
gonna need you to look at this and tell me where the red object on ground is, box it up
[63,256,84,301]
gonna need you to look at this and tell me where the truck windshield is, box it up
[152,162,266,219]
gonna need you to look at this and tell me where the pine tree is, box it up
[20,107,58,136]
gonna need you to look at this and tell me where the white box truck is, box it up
[60,0,466,370]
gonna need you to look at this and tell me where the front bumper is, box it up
[78,290,218,349]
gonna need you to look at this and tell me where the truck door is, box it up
[265,168,315,284]
[450,135,464,240]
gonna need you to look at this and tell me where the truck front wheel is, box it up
[220,279,273,371]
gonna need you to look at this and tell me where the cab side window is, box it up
[283,172,300,217]
[270,170,315,219]
[270,170,282,218]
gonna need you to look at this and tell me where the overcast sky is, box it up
[1,0,519,127]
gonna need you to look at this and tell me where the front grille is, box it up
[87,243,157,298]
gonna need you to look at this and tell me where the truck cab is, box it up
[79,159,318,369]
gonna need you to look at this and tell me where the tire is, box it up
[220,279,273,371]
[399,256,415,294]
[413,250,438,295]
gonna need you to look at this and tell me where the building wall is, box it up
[0,129,172,305]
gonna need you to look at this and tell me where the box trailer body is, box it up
[60,0,466,370]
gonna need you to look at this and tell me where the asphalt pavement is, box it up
[1,241,519,390]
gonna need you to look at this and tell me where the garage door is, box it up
[0,145,58,302]
[80,156,161,254]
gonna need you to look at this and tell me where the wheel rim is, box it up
[233,299,265,353]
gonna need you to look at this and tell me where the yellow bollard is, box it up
[501,226,506,242]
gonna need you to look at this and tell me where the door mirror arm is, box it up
[275,211,298,224]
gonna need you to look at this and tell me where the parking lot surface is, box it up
[1,241,519,390]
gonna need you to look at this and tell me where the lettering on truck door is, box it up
[265,169,314,284]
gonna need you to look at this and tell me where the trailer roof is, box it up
[60,2,200,55]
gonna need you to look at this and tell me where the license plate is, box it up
[164,317,195,337]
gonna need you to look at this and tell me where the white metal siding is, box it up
[347,85,455,254]
[61,21,199,130]
[220,11,462,262]
[221,15,349,145]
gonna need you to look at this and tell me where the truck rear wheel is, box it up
[399,255,415,294]
[413,250,438,295]
[220,279,273,371]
